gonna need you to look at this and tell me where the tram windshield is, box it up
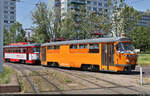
[116,42,135,53]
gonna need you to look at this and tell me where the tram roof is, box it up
[4,43,41,48]
[41,37,131,46]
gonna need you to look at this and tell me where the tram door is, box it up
[27,48,29,60]
[101,44,114,70]
[41,47,46,62]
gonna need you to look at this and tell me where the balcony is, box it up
[70,0,86,5]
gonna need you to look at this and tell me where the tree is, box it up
[77,8,111,39]
[120,5,141,38]
[131,26,150,52]
[60,6,111,40]
[9,22,26,43]
[59,10,78,40]
[31,2,112,41]
[109,0,141,37]
[4,22,26,45]
[3,29,10,45]
[32,2,60,43]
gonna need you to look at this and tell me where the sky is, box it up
[16,0,150,29]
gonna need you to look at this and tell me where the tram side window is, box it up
[12,48,14,53]
[33,47,40,53]
[89,44,99,53]
[54,45,60,49]
[6,48,9,53]
[15,48,18,53]
[10,48,12,53]
[48,46,53,50]
[19,48,21,53]
[23,48,26,53]
[79,44,88,49]
[70,45,78,49]
[8,48,10,53]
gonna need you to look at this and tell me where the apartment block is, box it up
[48,0,111,16]
[137,11,150,27]
[1,0,18,31]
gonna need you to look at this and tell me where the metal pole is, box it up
[0,0,4,73]
[140,67,143,86]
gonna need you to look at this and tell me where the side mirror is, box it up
[134,49,140,53]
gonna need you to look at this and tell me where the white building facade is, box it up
[137,12,150,27]
[48,0,112,17]
[1,0,17,31]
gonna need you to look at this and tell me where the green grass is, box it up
[138,53,150,66]
[0,67,14,84]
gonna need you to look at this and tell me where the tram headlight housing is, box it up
[126,59,130,63]
[125,55,130,57]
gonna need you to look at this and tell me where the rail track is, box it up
[6,63,39,93]
[5,63,62,94]
[5,62,149,94]
[47,67,147,94]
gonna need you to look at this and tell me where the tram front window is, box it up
[116,42,135,53]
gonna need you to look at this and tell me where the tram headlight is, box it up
[126,59,130,63]
[125,55,130,57]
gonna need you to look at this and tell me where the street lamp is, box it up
[0,0,4,73]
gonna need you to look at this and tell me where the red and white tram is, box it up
[3,43,41,64]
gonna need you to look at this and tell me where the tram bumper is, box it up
[116,64,137,72]
[124,64,136,72]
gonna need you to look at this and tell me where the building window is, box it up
[4,11,8,14]
[99,3,102,6]
[99,8,102,11]
[93,7,97,11]
[87,1,91,4]
[88,7,91,10]
[10,21,14,23]
[93,2,97,5]
[10,2,15,6]
[4,6,8,9]
[4,15,8,19]
[10,11,15,14]
[4,20,8,23]
[10,16,15,19]
[104,3,108,7]
[10,7,15,10]
[4,1,8,5]
[105,9,108,12]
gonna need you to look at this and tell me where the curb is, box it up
[0,74,21,93]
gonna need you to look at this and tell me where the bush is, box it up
[0,67,14,84]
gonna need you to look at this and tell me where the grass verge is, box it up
[138,54,150,66]
[0,67,15,84]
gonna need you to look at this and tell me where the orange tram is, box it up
[40,37,138,72]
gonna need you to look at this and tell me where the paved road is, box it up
[142,66,150,76]
[135,66,150,76]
